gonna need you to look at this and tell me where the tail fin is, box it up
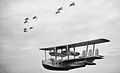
[82,50,86,57]
[95,49,99,56]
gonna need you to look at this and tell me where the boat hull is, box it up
[42,56,103,71]
[42,63,86,71]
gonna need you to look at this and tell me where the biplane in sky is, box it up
[40,38,110,71]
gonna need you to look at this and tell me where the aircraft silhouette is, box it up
[23,28,28,32]
[33,16,37,19]
[30,26,34,29]
[24,20,29,24]
[58,7,63,11]
[55,7,63,14]
[69,2,75,7]
[55,11,60,14]
[25,17,30,21]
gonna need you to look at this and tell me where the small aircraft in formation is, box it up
[25,17,30,21]
[55,2,75,14]
[33,16,38,19]
[40,38,110,71]
[23,2,76,32]
[23,27,34,32]
[23,16,37,32]
[29,26,34,29]
[24,17,30,24]
[24,16,37,24]
[24,20,29,24]
[56,7,63,14]
[23,28,28,32]
[69,2,75,7]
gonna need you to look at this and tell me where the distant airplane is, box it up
[55,11,60,14]
[23,28,28,32]
[30,27,34,29]
[55,7,63,14]
[33,16,37,19]
[25,17,30,21]
[69,2,75,7]
[24,21,29,24]
[58,7,63,11]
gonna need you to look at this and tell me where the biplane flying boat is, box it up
[40,38,110,71]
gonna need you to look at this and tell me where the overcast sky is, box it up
[0,0,120,73]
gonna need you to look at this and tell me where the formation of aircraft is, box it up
[40,38,110,71]
[23,16,37,32]
[22,1,76,32]
[23,2,76,32]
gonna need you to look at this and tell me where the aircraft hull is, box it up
[42,56,103,71]
[42,63,86,71]
[42,60,86,71]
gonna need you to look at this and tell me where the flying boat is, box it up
[39,38,110,71]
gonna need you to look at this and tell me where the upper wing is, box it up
[40,47,54,50]
[68,38,110,48]
[40,38,110,50]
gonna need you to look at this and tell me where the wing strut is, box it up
[73,47,75,59]
[86,45,89,57]
[45,50,47,60]
[93,44,95,56]
[67,45,69,59]
[61,49,63,60]
[55,47,57,60]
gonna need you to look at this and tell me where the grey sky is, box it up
[0,0,120,73]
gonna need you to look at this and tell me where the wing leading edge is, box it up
[68,38,110,48]
[40,38,110,50]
